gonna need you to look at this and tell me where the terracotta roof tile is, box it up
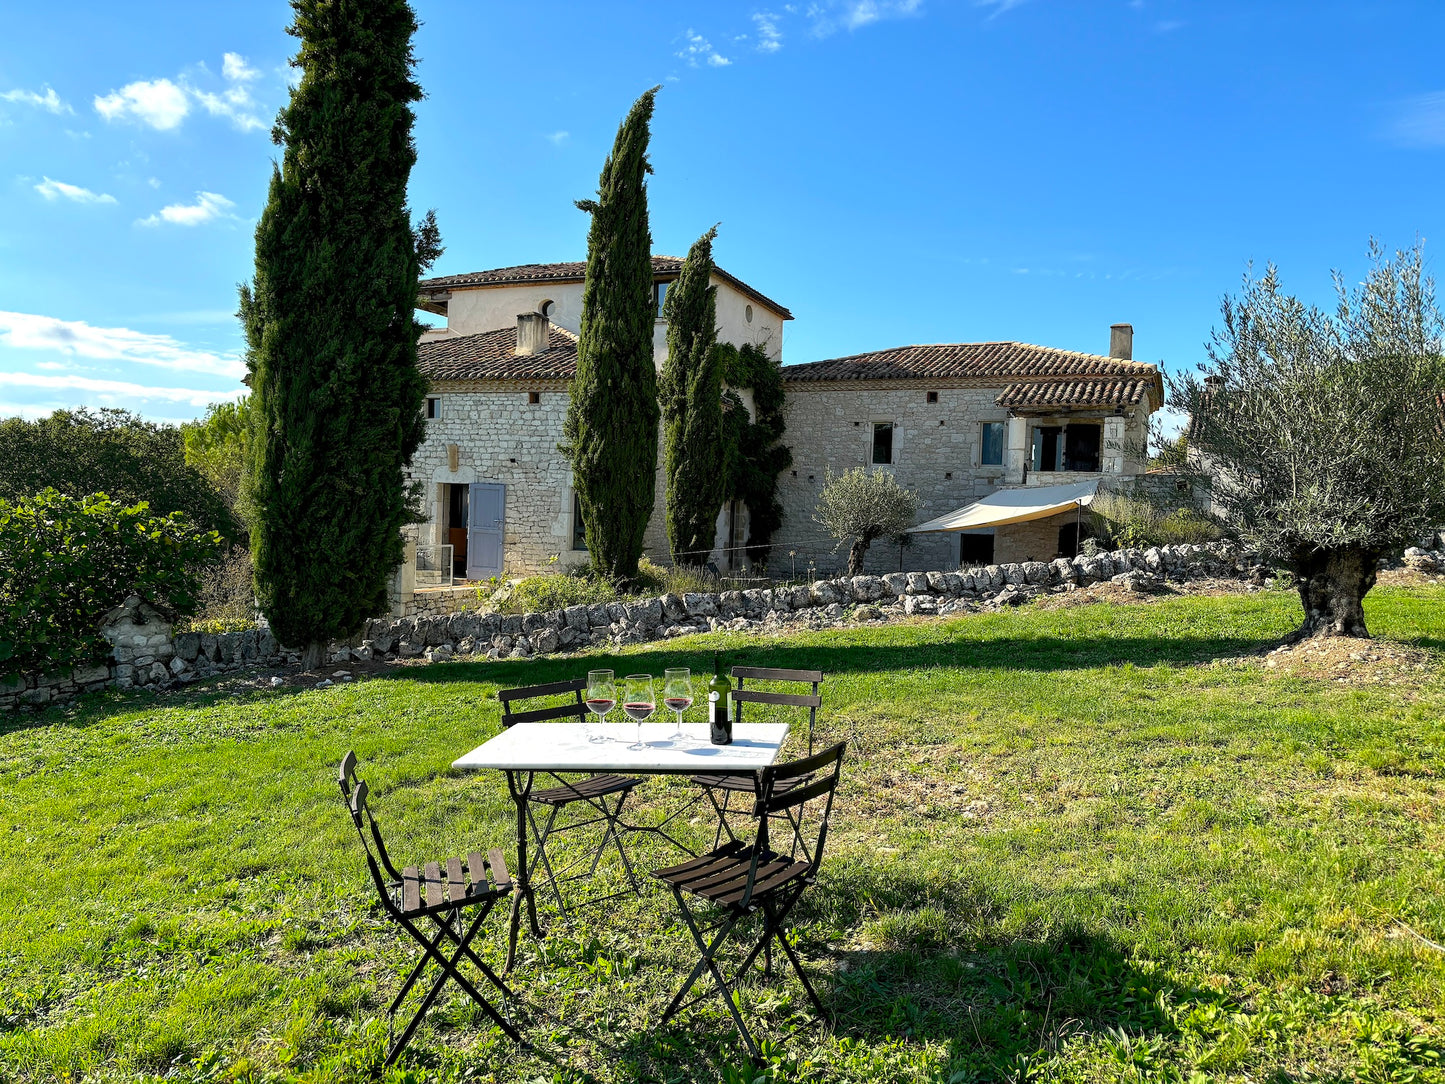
[996,377,1156,409]
[419,256,792,320]
[417,324,578,382]
[782,341,1161,410]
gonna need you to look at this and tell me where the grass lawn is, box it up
[2,584,1445,1083]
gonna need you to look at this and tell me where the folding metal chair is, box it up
[652,741,846,1061]
[499,678,644,917]
[689,666,824,849]
[337,752,521,1066]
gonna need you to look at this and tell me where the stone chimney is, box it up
[516,311,549,357]
[1109,323,1134,360]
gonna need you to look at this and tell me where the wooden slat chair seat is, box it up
[499,678,643,916]
[338,752,520,1066]
[690,667,824,847]
[652,742,847,1062]
[530,773,639,806]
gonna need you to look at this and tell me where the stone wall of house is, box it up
[771,381,1153,575]
[407,378,587,576]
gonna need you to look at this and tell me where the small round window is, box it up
[745,304,753,323]
[538,299,555,318]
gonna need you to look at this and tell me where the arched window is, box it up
[538,299,554,318]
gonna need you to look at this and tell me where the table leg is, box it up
[505,769,542,971]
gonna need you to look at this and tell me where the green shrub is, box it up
[1089,492,1221,550]
[500,571,616,615]
[0,489,222,678]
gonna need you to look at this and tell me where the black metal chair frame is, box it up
[499,678,643,918]
[652,741,846,1062]
[691,666,824,850]
[337,752,520,1066]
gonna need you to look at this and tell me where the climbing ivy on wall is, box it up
[718,341,792,568]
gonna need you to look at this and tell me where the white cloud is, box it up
[34,177,117,205]
[0,371,245,407]
[0,85,73,114]
[677,29,731,68]
[753,12,784,52]
[974,0,1027,13]
[0,310,246,379]
[94,78,190,130]
[137,191,237,228]
[807,0,924,34]
[222,52,260,82]
[1387,92,1445,149]
[95,78,190,130]
[544,130,570,145]
[94,54,266,133]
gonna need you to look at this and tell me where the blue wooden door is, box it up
[467,483,504,580]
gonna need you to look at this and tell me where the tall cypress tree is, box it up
[241,0,429,666]
[660,226,727,566]
[561,88,661,585]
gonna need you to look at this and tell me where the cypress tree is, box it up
[561,88,661,585]
[660,226,728,566]
[241,0,429,667]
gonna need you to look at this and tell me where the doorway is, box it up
[466,482,505,580]
[446,484,469,578]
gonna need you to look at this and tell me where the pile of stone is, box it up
[1401,546,1445,574]
[354,541,1257,663]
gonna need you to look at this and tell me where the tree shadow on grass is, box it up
[396,629,1285,693]
[542,864,1222,1084]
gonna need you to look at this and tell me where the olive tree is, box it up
[815,467,919,576]
[1174,241,1445,639]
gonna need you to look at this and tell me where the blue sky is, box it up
[1,0,1442,425]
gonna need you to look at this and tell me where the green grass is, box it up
[2,585,1444,1083]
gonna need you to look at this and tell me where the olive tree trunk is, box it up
[847,538,872,577]
[1290,545,1380,640]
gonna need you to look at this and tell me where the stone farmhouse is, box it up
[404,258,791,600]
[774,327,1161,573]
[398,257,1162,611]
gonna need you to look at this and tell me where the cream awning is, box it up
[908,479,1100,533]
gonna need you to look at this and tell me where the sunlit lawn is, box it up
[2,584,1444,1083]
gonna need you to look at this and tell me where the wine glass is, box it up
[622,673,655,751]
[662,667,693,741]
[585,669,616,744]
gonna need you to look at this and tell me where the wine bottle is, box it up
[708,652,732,745]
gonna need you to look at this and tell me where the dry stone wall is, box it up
[11,542,1440,714]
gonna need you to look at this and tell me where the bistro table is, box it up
[453,721,791,968]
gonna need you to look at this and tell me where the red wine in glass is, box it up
[663,697,692,712]
[623,702,654,721]
[586,698,616,715]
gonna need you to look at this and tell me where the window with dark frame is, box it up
[571,491,587,551]
[927,390,939,404]
[981,421,1004,465]
[871,422,894,465]
[653,281,670,317]
[425,397,440,420]
[527,391,540,404]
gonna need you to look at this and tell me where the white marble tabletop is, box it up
[452,722,791,774]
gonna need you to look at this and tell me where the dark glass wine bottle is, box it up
[708,652,732,745]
